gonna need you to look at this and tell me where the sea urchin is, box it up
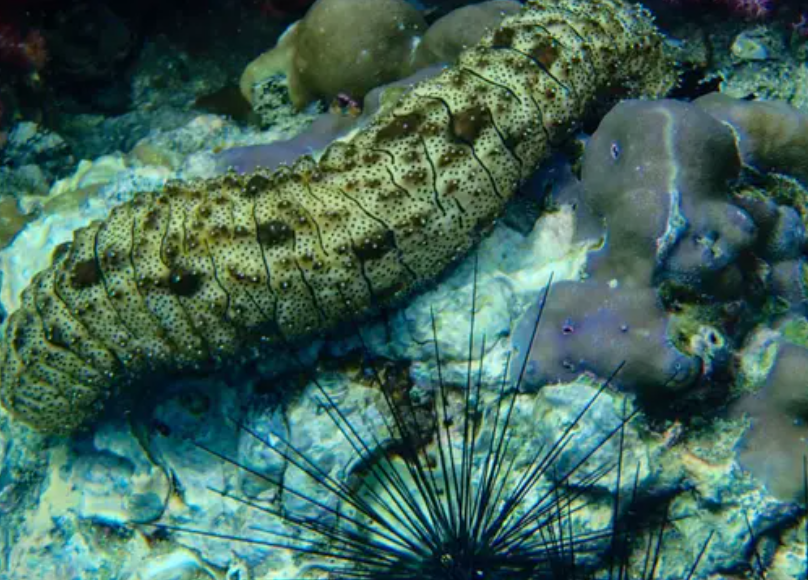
[151,268,712,579]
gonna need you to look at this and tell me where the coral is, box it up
[239,21,300,108]
[514,280,701,396]
[219,66,448,175]
[240,0,427,109]
[582,99,751,290]
[734,323,808,500]
[0,0,675,434]
[511,95,808,398]
[660,0,808,44]
[0,121,73,179]
[412,0,522,68]
[0,197,36,250]
[730,29,771,61]
[585,95,808,294]
[695,93,808,184]
[212,111,355,174]
[292,0,425,103]
[239,0,540,113]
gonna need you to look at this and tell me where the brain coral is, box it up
[0,0,675,434]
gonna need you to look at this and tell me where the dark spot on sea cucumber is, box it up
[71,259,101,289]
[354,229,396,261]
[144,209,161,230]
[373,279,407,302]
[168,269,203,297]
[11,329,26,351]
[163,243,180,263]
[101,248,125,269]
[438,147,465,167]
[419,121,442,137]
[376,113,424,142]
[531,39,559,68]
[257,219,294,247]
[48,324,71,349]
[452,105,488,143]
[492,27,516,47]
[449,73,467,88]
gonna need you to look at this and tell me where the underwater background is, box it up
[1,0,808,578]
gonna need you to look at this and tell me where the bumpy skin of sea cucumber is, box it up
[0,0,676,434]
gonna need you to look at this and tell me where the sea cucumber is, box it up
[0,0,675,434]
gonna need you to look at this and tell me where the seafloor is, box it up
[1,0,808,579]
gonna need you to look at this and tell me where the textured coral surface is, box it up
[0,0,675,434]
[513,96,808,403]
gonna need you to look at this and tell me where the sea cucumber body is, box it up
[0,0,675,433]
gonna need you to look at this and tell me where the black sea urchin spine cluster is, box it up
[150,267,716,580]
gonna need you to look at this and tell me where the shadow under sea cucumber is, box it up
[0,0,676,434]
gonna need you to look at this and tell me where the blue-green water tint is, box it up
[1,0,808,578]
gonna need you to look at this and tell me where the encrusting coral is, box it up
[240,0,427,109]
[0,0,675,434]
[412,0,523,69]
[513,95,808,400]
[506,93,808,502]
[695,93,808,185]
[734,328,808,500]
[514,281,702,396]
